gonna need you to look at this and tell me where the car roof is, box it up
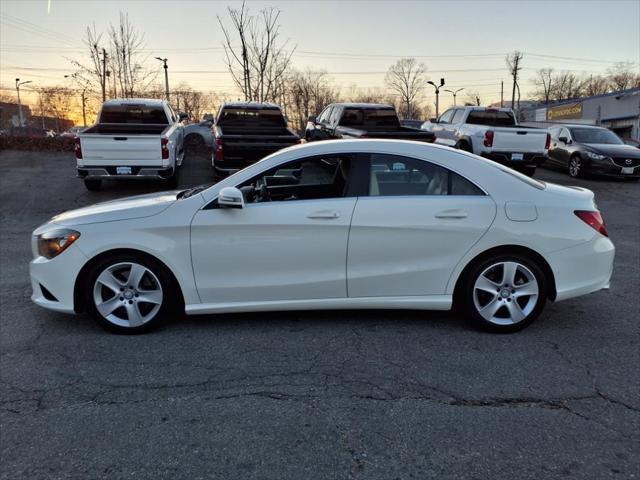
[101,98,167,106]
[554,124,605,130]
[331,103,395,109]
[222,101,281,110]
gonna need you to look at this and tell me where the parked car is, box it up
[75,99,186,190]
[30,139,614,334]
[212,102,300,180]
[623,138,640,149]
[183,119,214,151]
[421,107,549,176]
[547,125,640,179]
[306,103,436,143]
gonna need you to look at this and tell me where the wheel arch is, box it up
[73,248,185,313]
[451,244,557,308]
[455,135,474,152]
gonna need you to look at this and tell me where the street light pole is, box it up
[427,78,446,118]
[155,57,170,103]
[444,88,464,106]
[15,78,32,127]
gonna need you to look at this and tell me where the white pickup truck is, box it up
[75,99,185,190]
[421,106,550,176]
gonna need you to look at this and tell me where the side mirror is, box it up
[307,115,317,124]
[178,112,188,121]
[218,187,244,209]
[558,136,568,144]
[430,118,438,123]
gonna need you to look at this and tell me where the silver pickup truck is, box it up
[422,106,550,176]
[75,99,185,190]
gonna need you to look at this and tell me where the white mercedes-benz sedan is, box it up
[30,139,614,334]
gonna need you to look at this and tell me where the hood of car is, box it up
[49,191,179,227]
[583,143,640,158]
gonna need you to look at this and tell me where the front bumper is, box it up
[547,235,615,302]
[77,166,175,180]
[586,159,640,178]
[30,244,88,314]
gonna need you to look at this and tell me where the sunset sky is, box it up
[1,0,639,113]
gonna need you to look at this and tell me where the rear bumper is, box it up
[547,235,615,302]
[481,152,547,168]
[77,166,175,180]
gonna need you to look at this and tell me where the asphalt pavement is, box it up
[1,149,638,479]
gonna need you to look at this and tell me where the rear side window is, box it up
[466,110,515,127]
[451,109,465,123]
[218,108,286,127]
[340,108,400,128]
[368,154,484,196]
[100,105,168,124]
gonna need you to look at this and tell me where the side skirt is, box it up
[185,295,452,315]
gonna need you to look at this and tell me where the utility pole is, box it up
[444,88,464,106]
[506,51,523,110]
[65,73,88,126]
[427,78,446,117]
[101,48,108,102]
[500,80,504,107]
[15,78,32,127]
[155,57,170,103]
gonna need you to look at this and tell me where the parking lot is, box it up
[1,149,638,479]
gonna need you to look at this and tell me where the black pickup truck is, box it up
[305,103,435,143]
[212,102,300,180]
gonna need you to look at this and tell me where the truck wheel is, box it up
[521,166,536,177]
[166,167,180,189]
[84,179,102,191]
[457,141,473,153]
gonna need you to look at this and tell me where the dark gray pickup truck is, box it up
[212,102,300,180]
[305,103,435,143]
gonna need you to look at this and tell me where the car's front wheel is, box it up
[461,254,547,333]
[568,155,583,178]
[85,254,178,333]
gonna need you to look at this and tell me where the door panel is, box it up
[347,196,496,297]
[191,198,357,303]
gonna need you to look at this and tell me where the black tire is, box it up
[568,155,584,178]
[460,253,547,333]
[85,253,180,334]
[84,179,102,191]
[520,166,536,177]
[457,141,473,153]
[166,165,180,189]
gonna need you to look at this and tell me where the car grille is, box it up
[612,157,640,168]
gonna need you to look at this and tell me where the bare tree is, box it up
[506,51,524,110]
[218,1,294,103]
[607,61,640,91]
[37,86,74,131]
[533,68,554,104]
[285,69,340,132]
[385,58,427,119]
[463,90,481,106]
[70,25,107,99]
[582,74,609,97]
[550,72,584,100]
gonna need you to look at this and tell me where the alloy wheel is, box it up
[569,157,582,177]
[92,262,163,328]
[472,261,539,326]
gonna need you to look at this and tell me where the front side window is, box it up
[368,154,484,196]
[237,155,353,204]
[437,109,455,124]
[317,106,333,124]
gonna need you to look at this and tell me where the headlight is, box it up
[586,151,607,160]
[37,229,80,259]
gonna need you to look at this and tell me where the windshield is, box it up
[466,110,516,127]
[570,128,623,145]
[218,108,286,127]
[99,105,168,124]
[340,108,400,128]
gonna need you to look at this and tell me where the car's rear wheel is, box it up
[568,155,583,178]
[462,254,547,333]
[84,179,102,191]
[85,254,177,333]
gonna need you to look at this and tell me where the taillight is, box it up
[161,138,169,160]
[575,210,608,237]
[74,137,82,159]
[545,133,551,150]
[483,130,494,147]
[215,138,224,161]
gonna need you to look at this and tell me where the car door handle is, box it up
[435,209,468,219]
[307,211,339,220]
